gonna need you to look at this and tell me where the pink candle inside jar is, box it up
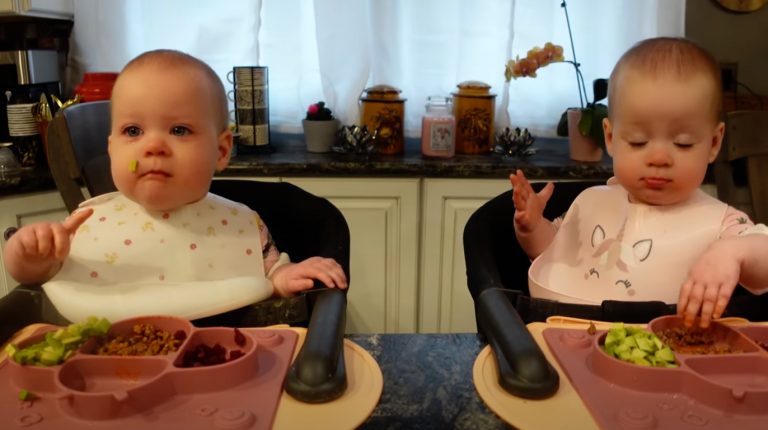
[421,96,455,158]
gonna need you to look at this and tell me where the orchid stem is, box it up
[560,61,589,108]
[561,1,584,108]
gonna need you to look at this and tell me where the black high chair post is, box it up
[0,102,350,403]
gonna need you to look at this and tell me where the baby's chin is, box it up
[120,187,204,212]
[628,187,696,206]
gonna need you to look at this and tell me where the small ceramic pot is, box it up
[74,73,119,102]
[567,109,604,162]
[302,119,340,153]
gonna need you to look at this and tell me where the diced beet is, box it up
[229,350,244,361]
[174,330,187,342]
[234,328,246,346]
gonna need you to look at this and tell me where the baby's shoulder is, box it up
[75,192,126,210]
[205,193,254,212]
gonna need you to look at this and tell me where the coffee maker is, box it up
[0,49,61,143]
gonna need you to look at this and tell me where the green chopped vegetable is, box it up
[19,389,35,401]
[601,322,677,367]
[7,316,111,367]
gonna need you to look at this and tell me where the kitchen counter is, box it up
[347,333,513,430]
[221,133,613,180]
[0,133,614,199]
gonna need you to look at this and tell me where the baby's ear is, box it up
[708,121,725,163]
[215,129,233,171]
[603,118,614,157]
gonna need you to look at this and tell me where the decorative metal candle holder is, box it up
[332,125,380,156]
[493,127,537,158]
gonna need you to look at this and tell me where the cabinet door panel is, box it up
[420,179,510,333]
[0,191,69,297]
[284,178,419,334]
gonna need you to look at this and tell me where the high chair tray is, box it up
[474,318,768,430]
[1,319,383,430]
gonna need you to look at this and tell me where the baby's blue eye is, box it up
[171,126,190,137]
[124,126,142,137]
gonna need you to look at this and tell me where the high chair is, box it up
[0,101,350,402]
[463,178,768,398]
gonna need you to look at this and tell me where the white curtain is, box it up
[68,0,685,137]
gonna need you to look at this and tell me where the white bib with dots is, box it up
[43,192,273,322]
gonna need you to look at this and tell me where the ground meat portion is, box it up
[656,328,743,355]
[96,324,183,356]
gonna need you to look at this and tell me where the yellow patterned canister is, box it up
[451,81,496,154]
[360,85,407,155]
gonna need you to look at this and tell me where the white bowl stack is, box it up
[7,103,39,137]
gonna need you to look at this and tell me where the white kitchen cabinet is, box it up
[0,0,73,19]
[0,190,72,297]
[419,179,511,333]
[283,178,420,335]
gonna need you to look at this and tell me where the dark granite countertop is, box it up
[346,333,514,430]
[4,131,719,200]
[221,133,613,180]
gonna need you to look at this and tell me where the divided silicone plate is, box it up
[543,316,768,430]
[1,316,298,429]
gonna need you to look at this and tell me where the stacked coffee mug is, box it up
[6,102,41,167]
[7,103,38,137]
[227,67,270,148]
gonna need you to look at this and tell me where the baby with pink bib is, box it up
[511,38,768,329]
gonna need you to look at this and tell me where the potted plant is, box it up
[503,1,608,163]
[302,101,340,153]
[556,78,608,163]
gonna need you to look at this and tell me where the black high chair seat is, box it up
[0,101,348,402]
[463,180,768,399]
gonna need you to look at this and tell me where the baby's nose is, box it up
[646,145,672,166]
[143,135,171,155]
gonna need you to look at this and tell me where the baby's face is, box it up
[604,71,724,206]
[108,65,232,211]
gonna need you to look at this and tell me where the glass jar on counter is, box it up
[421,96,455,158]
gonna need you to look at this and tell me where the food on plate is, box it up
[587,321,596,335]
[181,343,244,367]
[656,327,743,355]
[234,327,246,346]
[600,322,677,367]
[18,389,35,401]
[181,329,246,367]
[4,316,111,366]
[96,323,184,356]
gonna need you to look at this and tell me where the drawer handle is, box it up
[4,227,18,241]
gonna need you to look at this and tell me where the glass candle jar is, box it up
[421,96,455,158]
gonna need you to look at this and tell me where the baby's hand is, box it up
[270,257,348,298]
[677,238,742,329]
[510,170,554,233]
[9,208,93,263]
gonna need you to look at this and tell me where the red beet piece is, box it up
[229,350,245,361]
[234,328,246,346]
[174,330,187,342]
[212,343,227,358]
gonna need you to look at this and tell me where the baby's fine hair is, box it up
[117,49,229,132]
[608,37,722,121]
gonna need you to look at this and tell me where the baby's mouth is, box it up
[141,170,172,179]
[642,177,670,188]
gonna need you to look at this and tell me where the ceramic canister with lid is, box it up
[359,85,407,155]
[421,96,455,158]
[451,81,496,154]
